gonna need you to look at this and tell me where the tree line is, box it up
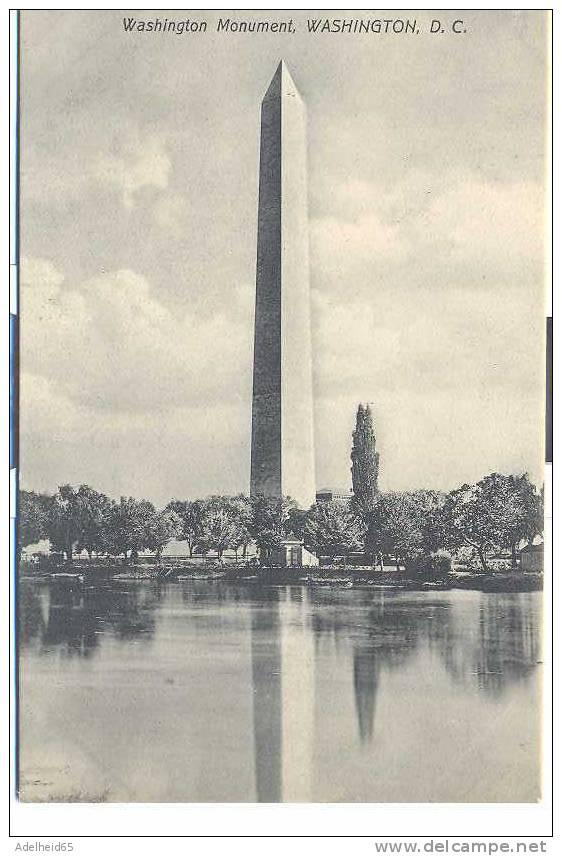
[18,471,543,573]
[362,472,543,573]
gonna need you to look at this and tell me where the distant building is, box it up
[22,539,50,556]
[520,543,544,572]
[315,487,353,504]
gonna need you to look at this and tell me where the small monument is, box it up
[250,61,316,509]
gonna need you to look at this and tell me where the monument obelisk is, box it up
[250,61,316,509]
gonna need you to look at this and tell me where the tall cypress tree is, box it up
[351,403,380,511]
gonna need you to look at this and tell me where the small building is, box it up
[316,487,353,504]
[520,543,544,572]
[270,539,319,568]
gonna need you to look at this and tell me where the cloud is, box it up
[20,257,64,296]
[311,214,405,283]
[19,371,252,505]
[20,258,253,413]
[93,136,171,209]
[312,280,543,402]
[22,125,172,212]
[152,192,192,238]
[422,175,544,268]
[312,296,401,392]
[311,170,545,299]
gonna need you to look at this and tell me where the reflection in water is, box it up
[353,649,380,743]
[20,580,163,657]
[476,595,540,695]
[350,598,434,744]
[18,583,46,646]
[18,581,542,802]
[249,588,282,802]
[310,590,432,743]
[434,594,540,696]
[308,589,541,744]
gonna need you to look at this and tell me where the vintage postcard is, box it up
[14,9,549,807]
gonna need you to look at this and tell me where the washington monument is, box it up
[250,61,316,509]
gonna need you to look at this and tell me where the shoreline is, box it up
[20,566,544,593]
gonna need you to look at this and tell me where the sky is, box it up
[19,10,549,506]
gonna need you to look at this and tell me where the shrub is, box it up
[406,550,452,580]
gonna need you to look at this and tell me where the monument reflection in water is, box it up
[18,581,541,803]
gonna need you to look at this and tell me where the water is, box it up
[18,580,542,803]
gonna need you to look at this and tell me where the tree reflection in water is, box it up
[18,582,46,647]
[19,580,162,657]
[430,593,541,697]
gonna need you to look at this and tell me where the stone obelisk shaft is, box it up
[250,62,315,509]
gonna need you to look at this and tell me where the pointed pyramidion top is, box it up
[262,59,303,103]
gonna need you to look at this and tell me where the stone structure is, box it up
[250,61,315,509]
[270,538,319,568]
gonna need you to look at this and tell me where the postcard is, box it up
[14,9,549,806]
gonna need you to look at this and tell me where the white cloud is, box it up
[310,264,544,493]
[20,371,252,505]
[311,171,545,297]
[311,214,405,286]
[20,258,252,413]
[22,128,173,213]
[152,192,191,237]
[312,271,543,401]
[93,136,171,208]
[422,176,544,266]
[20,256,64,296]
[312,295,400,391]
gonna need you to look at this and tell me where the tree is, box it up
[287,506,308,542]
[104,496,156,561]
[365,492,426,571]
[18,490,50,566]
[410,489,448,555]
[440,473,538,573]
[249,495,296,562]
[229,495,254,560]
[145,508,182,562]
[351,403,380,512]
[305,501,365,568]
[74,485,112,559]
[197,497,239,561]
[166,500,206,557]
[499,474,543,568]
[45,485,83,563]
